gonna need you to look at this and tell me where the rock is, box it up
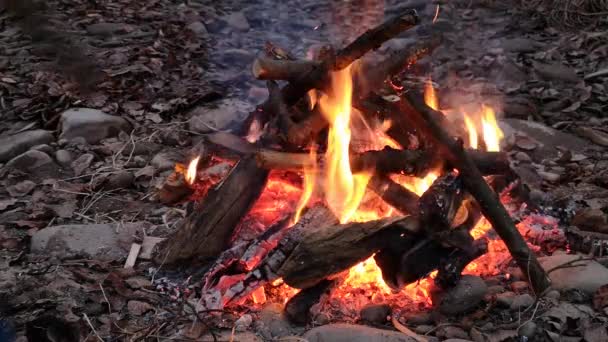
[187,21,207,37]
[55,150,73,166]
[502,38,539,53]
[499,119,588,162]
[532,61,582,83]
[30,223,145,260]
[438,326,469,340]
[221,11,250,31]
[303,324,417,342]
[413,325,434,334]
[125,277,151,289]
[518,321,537,338]
[434,275,488,315]
[71,153,95,176]
[5,150,58,178]
[7,180,36,197]
[540,254,608,294]
[313,312,330,325]
[102,171,134,190]
[235,314,253,332]
[127,300,153,316]
[513,152,532,163]
[60,108,131,144]
[86,22,129,36]
[510,294,535,311]
[545,290,561,300]
[151,150,185,172]
[406,312,433,325]
[259,303,292,338]
[538,170,561,182]
[0,130,54,162]
[495,291,516,307]
[487,285,506,295]
[188,99,250,134]
[574,127,608,147]
[360,304,391,324]
[510,281,529,293]
[31,144,54,155]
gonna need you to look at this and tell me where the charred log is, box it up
[285,279,337,324]
[152,156,269,265]
[252,56,320,81]
[403,91,551,295]
[368,175,420,216]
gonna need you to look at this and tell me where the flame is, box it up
[481,104,504,152]
[308,89,318,110]
[319,65,371,223]
[424,77,439,111]
[185,156,200,184]
[246,118,263,143]
[291,147,317,225]
[463,114,478,149]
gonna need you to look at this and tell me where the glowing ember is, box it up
[424,77,439,111]
[251,286,267,305]
[481,104,504,152]
[185,156,200,184]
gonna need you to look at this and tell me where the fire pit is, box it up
[153,8,556,327]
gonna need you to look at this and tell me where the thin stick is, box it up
[83,313,104,341]
[403,92,551,296]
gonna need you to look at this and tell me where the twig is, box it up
[100,282,111,314]
[83,313,104,341]
[546,256,595,274]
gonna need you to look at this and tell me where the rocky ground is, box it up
[0,0,607,341]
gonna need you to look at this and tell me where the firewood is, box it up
[402,91,551,296]
[435,238,488,288]
[157,170,194,205]
[152,156,270,265]
[285,279,337,324]
[368,174,420,216]
[252,55,320,81]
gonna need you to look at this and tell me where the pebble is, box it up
[102,171,134,190]
[510,294,535,311]
[71,153,95,176]
[59,108,131,144]
[0,130,54,163]
[413,325,434,334]
[434,275,488,315]
[5,150,58,178]
[438,326,469,340]
[518,321,537,338]
[510,281,529,293]
[55,150,73,166]
[235,314,253,332]
[360,304,391,324]
[259,303,292,338]
[31,144,54,155]
[187,21,207,37]
[495,292,516,308]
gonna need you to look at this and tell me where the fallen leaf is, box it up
[575,127,608,147]
[0,199,19,211]
[7,180,36,197]
[1,77,17,84]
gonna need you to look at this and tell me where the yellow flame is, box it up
[481,104,504,152]
[424,77,439,111]
[185,156,200,184]
[291,147,317,225]
[319,65,371,224]
[308,89,318,111]
[463,114,478,149]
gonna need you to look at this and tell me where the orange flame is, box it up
[319,66,371,223]
[251,286,267,305]
[291,147,317,225]
[185,156,200,184]
[481,104,504,152]
[424,77,439,111]
[463,114,478,149]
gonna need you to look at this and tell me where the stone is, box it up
[438,326,469,340]
[55,150,73,166]
[0,130,54,162]
[502,38,539,53]
[31,144,54,155]
[151,150,185,172]
[532,61,582,83]
[30,222,145,260]
[434,275,488,315]
[303,324,417,342]
[413,325,434,334]
[495,291,516,307]
[221,11,250,31]
[545,290,561,300]
[539,254,608,294]
[188,99,250,134]
[127,300,153,316]
[86,22,129,36]
[259,303,292,338]
[487,285,506,295]
[5,150,58,178]
[510,294,535,311]
[510,281,529,293]
[102,171,134,190]
[360,304,391,324]
[71,153,95,176]
[125,277,151,289]
[187,21,207,37]
[499,119,588,162]
[235,314,253,332]
[60,108,131,144]
[518,321,537,338]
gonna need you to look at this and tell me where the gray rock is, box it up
[495,291,516,308]
[510,281,529,293]
[518,321,537,338]
[435,275,488,315]
[502,38,539,53]
[151,150,185,172]
[187,21,207,37]
[102,171,134,190]
[71,153,95,177]
[55,150,73,166]
[30,223,145,260]
[31,144,54,155]
[360,304,391,324]
[221,11,250,31]
[60,108,131,144]
[510,294,535,311]
[86,22,129,36]
[539,254,608,294]
[259,303,293,338]
[235,314,253,332]
[499,119,588,162]
[303,324,417,342]
[413,325,434,334]
[0,130,54,162]
[5,150,58,178]
[438,326,469,340]
[188,99,250,134]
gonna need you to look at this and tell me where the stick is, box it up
[368,174,420,216]
[403,92,551,295]
[252,55,320,80]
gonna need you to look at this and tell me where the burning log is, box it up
[252,55,320,81]
[157,170,193,205]
[402,91,552,295]
[368,175,420,216]
[152,156,269,264]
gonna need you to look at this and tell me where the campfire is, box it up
[154,9,554,323]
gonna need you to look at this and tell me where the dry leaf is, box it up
[575,127,608,147]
